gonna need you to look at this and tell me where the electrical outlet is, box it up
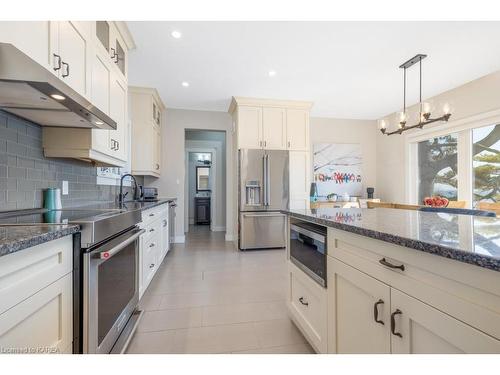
[62,180,69,195]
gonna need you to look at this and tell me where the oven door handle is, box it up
[94,229,145,260]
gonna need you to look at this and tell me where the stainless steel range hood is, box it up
[0,43,116,130]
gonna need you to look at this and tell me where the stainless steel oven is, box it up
[83,226,144,354]
[289,221,327,287]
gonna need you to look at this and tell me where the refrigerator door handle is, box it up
[266,154,271,206]
[262,154,267,206]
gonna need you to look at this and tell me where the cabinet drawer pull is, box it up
[149,263,155,269]
[149,228,155,232]
[287,141,290,148]
[379,258,405,271]
[298,297,309,306]
[53,54,62,71]
[149,243,155,248]
[149,213,155,217]
[264,140,267,147]
[62,61,70,77]
[390,309,403,338]
[374,299,384,325]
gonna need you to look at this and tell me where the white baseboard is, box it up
[225,233,235,242]
[211,226,226,232]
[173,235,185,243]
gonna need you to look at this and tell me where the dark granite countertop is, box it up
[0,198,176,258]
[284,208,500,272]
[0,224,80,258]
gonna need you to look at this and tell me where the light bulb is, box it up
[443,103,452,115]
[398,111,407,126]
[422,102,431,115]
[378,119,387,130]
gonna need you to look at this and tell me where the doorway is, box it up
[184,130,226,234]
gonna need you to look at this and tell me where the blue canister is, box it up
[43,188,62,210]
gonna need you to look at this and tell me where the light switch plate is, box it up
[62,180,69,195]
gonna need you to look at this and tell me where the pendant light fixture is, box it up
[379,54,452,136]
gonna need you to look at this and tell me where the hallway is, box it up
[127,226,313,354]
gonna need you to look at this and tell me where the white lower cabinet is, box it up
[138,205,170,299]
[0,236,73,354]
[391,288,500,354]
[0,273,73,354]
[287,262,327,353]
[327,255,500,353]
[328,258,390,353]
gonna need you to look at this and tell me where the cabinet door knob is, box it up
[149,243,155,247]
[155,164,160,170]
[149,228,155,232]
[149,263,155,269]
[149,213,155,217]
[374,299,384,325]
[298,297,309,306]
[53,54,62,71]
[390,309,403,338]
[61,62,70,77]
[379,258,405,271]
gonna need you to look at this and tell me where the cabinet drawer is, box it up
[141,217,162,243]
[288,262,327,353]
[141,206,163,224]
[0,235,73,315]
[0,272,73,353]
[327,228,500,340]
[142,234,160,287]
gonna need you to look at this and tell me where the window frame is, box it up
[406,108,500,208]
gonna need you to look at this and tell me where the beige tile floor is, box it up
[126,225,314,354]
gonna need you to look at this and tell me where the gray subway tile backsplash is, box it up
[0,110,133,211]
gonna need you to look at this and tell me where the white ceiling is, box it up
[127,21,500,119]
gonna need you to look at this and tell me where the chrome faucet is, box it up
[118,174,140,204]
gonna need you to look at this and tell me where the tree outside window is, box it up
[418,134,458,204]
[473,124,500,205]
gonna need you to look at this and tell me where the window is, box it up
[417,133,458,204]
[473,124,500,206]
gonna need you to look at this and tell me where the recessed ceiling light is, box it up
[50,94,66,101]
[171,30,182,39]
[268,70,277,77]
[182,81,189,87]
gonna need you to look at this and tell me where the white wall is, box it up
[309,117,378,197]
[376,70,500,203]
[144,108,233,243]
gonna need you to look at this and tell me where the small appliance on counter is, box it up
[140,186,158,201]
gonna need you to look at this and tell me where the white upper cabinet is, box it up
[39,21,135,166]
[262,107,286,150]
[0,21,56,73]
[56,21,91,98]
[129,87,165,177]
[109,77,128,161]
[237,106,263,149]
[286,109,310,151]
[229,97,313,151]
[0,21,91,98]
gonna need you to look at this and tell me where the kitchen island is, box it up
[282,207,500,354]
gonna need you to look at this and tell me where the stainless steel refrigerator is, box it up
[238,149,289,250]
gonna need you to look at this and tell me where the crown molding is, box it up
[228,96,313,114]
